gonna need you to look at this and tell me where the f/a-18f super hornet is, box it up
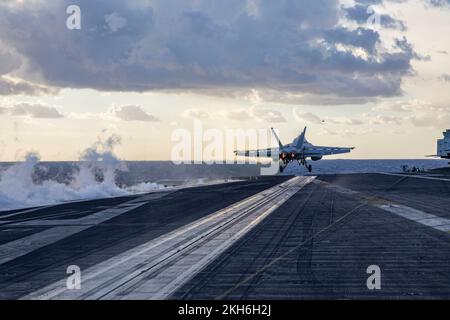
[235,127,354,173]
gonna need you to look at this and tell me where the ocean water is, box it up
[0,159,448,212]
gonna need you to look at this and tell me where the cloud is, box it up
[0,39,57,95]
[373,99,450,128]
[318,127,378,137]
[0,0,418,103]
[428,0,450,7]
[369,115,402,125]
[0,76,57,96]
[181,108,210,120]
[109,105,159,122]
[440,74,450,82]
[105,12,128,33]
[0,47,20,74]
[344,3,407,31]
[221,105,286,123]
[251,107,286,123]
[408,111,450,128]
[406,104,450,128]
[1,103,63,119]
[225,109,252,121]
[293,111,323,124]
[247,89,380,106]
[373,99,434,113]
[373,102,409,113]
[326,117,364,125]
[324,27,380,54]
[250,105,286,123]
[293,109,362,125]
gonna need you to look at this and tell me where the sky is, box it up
[0,0,449,161]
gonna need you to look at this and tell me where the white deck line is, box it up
[24,176,315,300]
[0,206,56,219]
[379,204,450,232]
[380,172,450,182]
[326,182,450,234]
[0,192,172,266]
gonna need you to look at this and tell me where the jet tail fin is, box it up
[271,128,283,149]
[295,127,307,151]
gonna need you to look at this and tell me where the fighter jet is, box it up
[235,127,354,173]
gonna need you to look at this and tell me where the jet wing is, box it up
[234,147,279,158]
[304,146,354,157]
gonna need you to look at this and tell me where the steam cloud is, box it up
[0,135,165,211]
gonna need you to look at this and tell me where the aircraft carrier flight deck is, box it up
[1,171,450,300]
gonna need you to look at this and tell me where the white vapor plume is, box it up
[0,134,164,211]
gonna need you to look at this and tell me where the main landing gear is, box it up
[279,159,312,173]
[299,159,312,173]
[279,160,287,173]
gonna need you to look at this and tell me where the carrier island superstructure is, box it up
[437,129,450,160]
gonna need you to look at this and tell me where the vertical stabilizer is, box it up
[271,128,284,149]
[295,127,307,151]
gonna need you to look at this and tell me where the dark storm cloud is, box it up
[0,0,419,103]
[0,45,57,95]
[0,47,21,74]
[324,27,380,54]
[344,3,407,31]
[428,0,450,6]
[0,77,58,96]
